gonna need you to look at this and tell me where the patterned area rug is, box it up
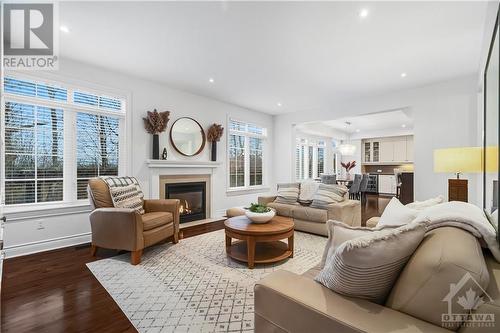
[87,230,327,333]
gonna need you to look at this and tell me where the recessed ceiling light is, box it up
[402,124,407,128]
[359,9,369,18]
[208,78,215,83]
[401,72,407,78]
[277,102,282,107]
[356,129,360,133]
[60,25,70,33]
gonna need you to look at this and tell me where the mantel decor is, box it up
[207,123,224,161]
[143,109,170,159]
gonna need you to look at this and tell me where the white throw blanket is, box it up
[414,201,500,262]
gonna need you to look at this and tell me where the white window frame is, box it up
[1,73,128,211]
[227,118,268,191]
[295,138,327,181]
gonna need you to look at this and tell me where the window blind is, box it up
[76,113,119,199]
[4,102,64,204]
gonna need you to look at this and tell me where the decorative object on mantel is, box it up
[143,109,170,160]
[162,148,168,160]
[341,160,356,180]
[170,117,206,157]
[207,123,224,161]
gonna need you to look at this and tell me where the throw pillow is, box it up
[406,195,444,210]
[315,220,427,304]
[298,180,320,206]
[109,184,145,214]
[378,197,418,226]
[310,184,347,209]
[274,183,300,204]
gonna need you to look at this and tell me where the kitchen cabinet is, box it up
[406,137,414,162]
[379,174,397,194]
[362,135,414,164]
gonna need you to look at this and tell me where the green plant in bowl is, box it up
[247,203,271,213]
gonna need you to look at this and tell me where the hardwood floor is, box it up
[362,193,392,225]
[1,199,389,333]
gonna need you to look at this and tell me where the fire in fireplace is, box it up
[165,182,206,223]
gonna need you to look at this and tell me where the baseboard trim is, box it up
[4,232,92,258]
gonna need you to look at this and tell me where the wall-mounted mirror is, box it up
[484,16,499,239]
[170,117,206,156]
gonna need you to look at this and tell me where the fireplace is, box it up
[165,182,206,223]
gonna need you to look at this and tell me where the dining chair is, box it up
[348,174,362,200]
[359,174,369,201]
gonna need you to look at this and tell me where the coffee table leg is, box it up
[225,234,231,250]
[247,238,255,269]
[288,233,294,258]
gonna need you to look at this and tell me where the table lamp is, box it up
[433,147,483,202]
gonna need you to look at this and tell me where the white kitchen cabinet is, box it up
[379,141,394,162]
[378,175,397,194]
[406,136,414,162]
[393,139,407,162]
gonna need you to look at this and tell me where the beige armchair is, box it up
[88,177,180,265]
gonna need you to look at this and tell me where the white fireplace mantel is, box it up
[146,159,222,218]
[146,159,221,169]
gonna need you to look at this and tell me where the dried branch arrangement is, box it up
[341,160,357,172]
[143,109,170,134]
[207,123,224,142]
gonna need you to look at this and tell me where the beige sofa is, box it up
[255,227,500,332]
[257,195,361,236]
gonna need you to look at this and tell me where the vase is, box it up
[152,134,160,159]
[346,172,351,180]
[211,141,217,161]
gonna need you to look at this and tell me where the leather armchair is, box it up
[88,178,180,265]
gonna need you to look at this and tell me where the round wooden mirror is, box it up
[169,117,206,156]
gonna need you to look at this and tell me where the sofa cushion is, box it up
[315,220,427,304]
[310,184,347,209]
[109,184,145,214]
[267,202,298,217]
[274,183,300,204]
[292,206,328,223]
[142,211,173,231]
[385,227,490,330]
[378,197,418,227]
[406,195,444,210]
[226,207,246,218]
[88,178,114,208]
[299,180,320,201]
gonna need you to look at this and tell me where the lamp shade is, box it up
[434,147,483,173]
[337,144,356,156]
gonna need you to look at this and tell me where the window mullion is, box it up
[244,135,250,188]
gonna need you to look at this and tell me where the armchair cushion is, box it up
[88,178,114,208]
[142,211,173,231]
[109,184,145,214]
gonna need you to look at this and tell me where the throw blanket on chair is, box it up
[414,201,500,262]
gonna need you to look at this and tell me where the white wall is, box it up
[4,58,274,257]
[274,75,480,204]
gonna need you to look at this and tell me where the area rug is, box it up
[87,230,327,332]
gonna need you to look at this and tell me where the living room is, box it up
[1,1,499,333]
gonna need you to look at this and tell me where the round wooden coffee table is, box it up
[224,215,294,269]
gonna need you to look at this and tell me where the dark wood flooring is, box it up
[1,196,389,332]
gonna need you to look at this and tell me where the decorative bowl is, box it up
[245,209,276,224]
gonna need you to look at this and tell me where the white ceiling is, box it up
[323,109,413,134]
[295,109,413,139]
[59,1,488,115]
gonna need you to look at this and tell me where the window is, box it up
[2,76,125,206]
[76,113,120,199]
[228,119,266,189]
[295,138,328,180]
